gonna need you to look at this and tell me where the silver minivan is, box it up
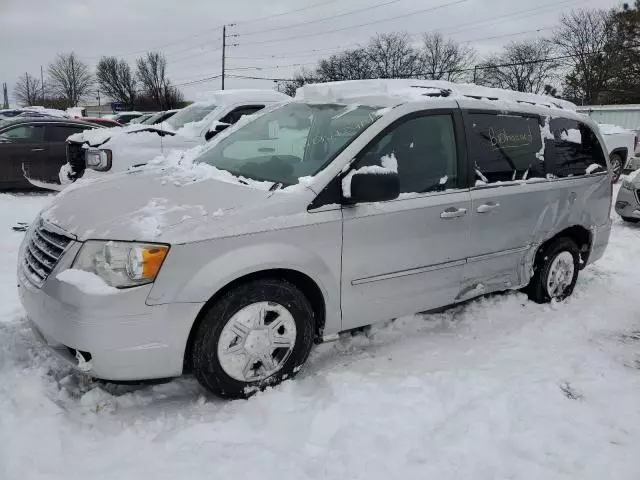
[18,80,612,398]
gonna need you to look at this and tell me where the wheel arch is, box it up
[183,268,327,372]
[537,225,592,269]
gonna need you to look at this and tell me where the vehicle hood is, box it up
[39,167,309,244]
[69,123,179,148]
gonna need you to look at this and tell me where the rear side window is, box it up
[45,125,88,142]
[468,113,544,184]
[543,118,607,177]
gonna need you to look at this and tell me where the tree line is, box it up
[279,3,640,105]
[13,51,185,111]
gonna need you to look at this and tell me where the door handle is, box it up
[31,148,45,152]
[440,207,467,219]
[477,202,500,213]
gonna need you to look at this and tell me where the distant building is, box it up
[576,105,640,134]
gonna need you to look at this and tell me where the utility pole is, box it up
[221,24,238,90]
[222,25,226,90]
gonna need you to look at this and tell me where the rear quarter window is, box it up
[543,118,607,177]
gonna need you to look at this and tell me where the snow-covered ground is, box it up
[1,189,640,480]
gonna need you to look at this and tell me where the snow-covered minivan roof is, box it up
[193,89,290,105]
[295,79,576,111]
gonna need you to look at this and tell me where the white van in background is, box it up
[60,89,290,187]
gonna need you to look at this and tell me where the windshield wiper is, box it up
[269,182,283,191]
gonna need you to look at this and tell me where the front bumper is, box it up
[614,186,640,219]
[17,246,203,381]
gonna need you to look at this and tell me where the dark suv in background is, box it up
[0,117,96,190]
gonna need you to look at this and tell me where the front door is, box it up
[341,110,471,330]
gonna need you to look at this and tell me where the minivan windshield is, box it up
[195,102,382,186]
[166,103,217,130]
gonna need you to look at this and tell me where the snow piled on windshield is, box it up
[147,145,274,191]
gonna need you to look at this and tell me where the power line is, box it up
[237,0,468,47]
[231,0,582,61]
[174,74,222,87]
[227,62,318,71]
[444,0,586,36]
[234,0,342,25]
[238,0,402,36]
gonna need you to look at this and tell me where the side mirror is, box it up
[344,169,400,204]
[204,122,231,141]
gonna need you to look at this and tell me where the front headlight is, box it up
[86,149,112,171]
[73,240,169,288]
[622,180,635,191]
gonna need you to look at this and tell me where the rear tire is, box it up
[610,153,623,183]
[191,279,315,399]
[526,237,580,304]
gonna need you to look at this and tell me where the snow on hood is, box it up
[67,123,171,146]
[40,159,312,244]
[598,123,634,136]
[295,79,576,110]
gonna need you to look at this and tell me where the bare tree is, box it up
[13,72,41,106]
[419,32,476,81]
[47,52,93,107]
[136,52,175,109]
[367,32,421,78]
[553,9,617,104]
[96,57,137,108]
[317,47,375,81]
[277,69,319,97]
[476,39,558,93]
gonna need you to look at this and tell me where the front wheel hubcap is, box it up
[546,251,575,299]
[217,301,297,382]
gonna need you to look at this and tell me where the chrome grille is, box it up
[22,220,72,287]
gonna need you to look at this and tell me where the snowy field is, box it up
[1,188,640,480]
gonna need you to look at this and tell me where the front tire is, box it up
[191,279,315,399]
[527,237,580,303]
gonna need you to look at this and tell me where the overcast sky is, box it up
[1,0,624,105]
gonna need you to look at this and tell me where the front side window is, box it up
[468,113,544,184]
[544,118,607,177]
[353,114,458,194]
[0,124,45,142]
[195,102,381,186]
[166,103,217,130]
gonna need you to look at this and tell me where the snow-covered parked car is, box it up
[19,79,612,399]
[60,90,290,187]
[595,123,637,182]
